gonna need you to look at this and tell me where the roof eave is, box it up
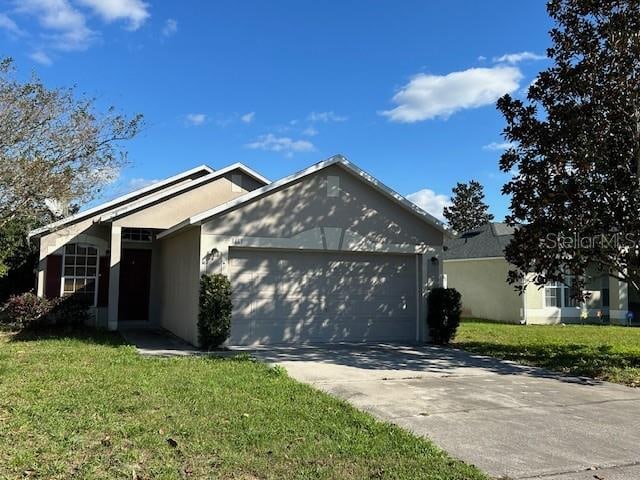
[158,154,452,240]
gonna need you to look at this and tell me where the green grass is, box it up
[0,330,487,480]
[454,320,640,387]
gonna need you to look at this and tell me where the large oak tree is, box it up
[498,0,640,295]
[0,58,142,276]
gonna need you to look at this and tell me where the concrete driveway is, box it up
[251,344,640,480]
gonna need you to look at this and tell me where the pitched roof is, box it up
[443,222,515,260]
[158,154,452,240]
[29,163,269,238]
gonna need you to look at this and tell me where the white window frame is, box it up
[122,228,153,242]
[60,243,99,307]
[543,276,578,309]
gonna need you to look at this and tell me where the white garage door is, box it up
[228,248,418,345]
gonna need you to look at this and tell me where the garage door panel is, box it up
[229,249,417,345]
[326,296,415,317]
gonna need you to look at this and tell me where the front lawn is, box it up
[454,320,640,387]
[0,330,487,480]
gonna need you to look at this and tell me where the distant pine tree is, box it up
[443,180,494,233]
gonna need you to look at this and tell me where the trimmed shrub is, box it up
[427,287,462,345]
[198,273,232,349]
[3,292,52,329]
[49,294,91,328]
[2,292,91,330]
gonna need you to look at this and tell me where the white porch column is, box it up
[36,256,47,297]
[107,225,122,331]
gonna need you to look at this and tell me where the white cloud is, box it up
[185,113,206,126]
[76,0,150,30]
[406,189,451,222]
[493,51,546,64]
[381,66,522,122]
[161,18,177,37]
[128,177,160,190]
[302,126,318,136]
[13,0,149,59]
[246,134,315,156]
[308,111,347,123]
[18,0,96,51]
[241,111,255,123]
[483,141,515,151]
[0,13,25,36]
[477,55,487,61]
[29,50,52,65]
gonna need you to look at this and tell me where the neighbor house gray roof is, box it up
[443,222,515,260]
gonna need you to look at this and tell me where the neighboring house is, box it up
[30,155,449,346]
[443,223,630,325]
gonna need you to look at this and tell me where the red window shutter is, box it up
[97,256,110,307]
[45,255,62,299]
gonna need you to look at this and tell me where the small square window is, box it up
[327,176,340,197]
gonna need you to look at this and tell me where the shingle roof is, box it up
[443,222,515,260]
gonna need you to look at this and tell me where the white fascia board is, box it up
[443,256,506,263]
[28,164,214,238]
[97,163,270,223]
[158,155,451,240]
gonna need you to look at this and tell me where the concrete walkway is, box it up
[119,328,204,356]
[252,344,640,480]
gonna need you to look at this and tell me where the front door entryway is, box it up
[118,248,152,321]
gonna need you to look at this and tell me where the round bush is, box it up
[427,287,462,345]
[3,292,52,329]
[198,273,232,349]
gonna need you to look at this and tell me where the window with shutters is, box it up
[62,243,98,305]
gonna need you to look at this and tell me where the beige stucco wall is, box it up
[444,258,523,323]
[115,172,260,229]
[196,165,444,344]
[157,227,201,346]
[202,165,444,246]
[524,268,628,325]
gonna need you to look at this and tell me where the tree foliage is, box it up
[497,0,640,294]
[0,57,142,276]
[442,180,494,233]
[198,274,232,349]
[427,288,462,345]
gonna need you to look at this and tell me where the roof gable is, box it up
[29,163,269,238]
[159,155,451,240]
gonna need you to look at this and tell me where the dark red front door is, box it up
[118,249,152,321]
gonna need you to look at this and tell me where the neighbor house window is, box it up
[544,276,578,308]
[62,243,98,305]
[122,228,152,242]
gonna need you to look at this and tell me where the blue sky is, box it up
[0,1,553,222]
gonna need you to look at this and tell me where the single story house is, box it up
[30,155,449,346]
[443,223,631,325]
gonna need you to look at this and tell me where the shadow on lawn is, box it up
[8,327,126,347]
[455,340,640,384]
